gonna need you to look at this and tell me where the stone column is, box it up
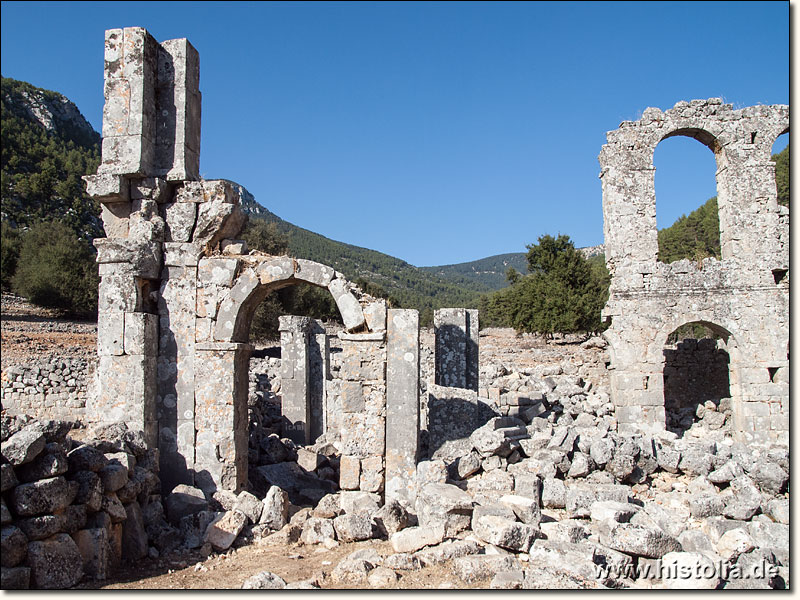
[193,342,250,493]
[434,308,479,391]
[308,321,330,442]
[99,27,159,176]
[279,316,312,445]
[336,332,387,493]
[385,310,420,508]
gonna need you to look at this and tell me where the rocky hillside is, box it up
[1,77,101,237]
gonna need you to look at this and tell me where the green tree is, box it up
[479,234,608,335]
[12,220,99,316]
[1,221,21,289]
[773,144,789,208]
[240,220,289,255]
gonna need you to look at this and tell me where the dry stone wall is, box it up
[1,359,95,422]
[599,99,789,445]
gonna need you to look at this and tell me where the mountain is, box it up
[420,253,527,291]
[1,77,101,237]
[240,201,490,319]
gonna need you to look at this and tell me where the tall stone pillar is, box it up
[434,308,479,391]
[279,316,312,445]
[308,321,330,442]
[385,309,420,508]
[193,342,250,493]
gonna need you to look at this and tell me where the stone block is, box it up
[295,259,335,287]
[72,527,109,580]
[389,525,444,553]
[328,278,367,332]
[84,174,130,203]
[204,509,247,551]
[360,456,384,493]
[0,566,31,589]
[26,533,84,589]
[124,312,158,355]
[341,380,364,413]
[163,202,197,242]
[121,501,148,560]
[259,486,289,530]
[220,239,247,255]
[1,526,28,568]
[1,426,46,466]
[10,477,76,517]
[339,455,361,490]
[364,301,387,332]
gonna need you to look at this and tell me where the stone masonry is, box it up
[434,308,479,391]
[82,27,434,498]
[599,98,789,445]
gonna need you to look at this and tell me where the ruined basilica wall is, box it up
[599,99,789,445]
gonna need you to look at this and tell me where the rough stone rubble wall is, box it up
[1,359,95,421]
[599,98,789,444]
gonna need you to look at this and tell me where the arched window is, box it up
[654,132,720,264]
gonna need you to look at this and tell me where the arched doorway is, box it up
[663,321,732,436]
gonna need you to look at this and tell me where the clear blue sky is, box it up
[1,1,790,266]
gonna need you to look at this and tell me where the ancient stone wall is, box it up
[599,98,789,445]
[1,359,95,421]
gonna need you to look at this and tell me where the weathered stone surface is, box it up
[590,500,639,523]
[660,551,722,589]
[68,445,109,473]
[241,571,287,589]
[233,491,263,524]
[746,521,788,566]
[204,509,247,551]
[300,517,336,545]
[331,557,373,585]
[27,533,84,589]
[333,514,373,542]
[416,482,473,536]
[259,486,289,530]
[165,484,208,524]
[499,494,541,526]
[473,514,540,552]
[11,477,76,517]
[72,527,109,580]
[452,555,521,584]
[1,463,18,493]
[1,526,28,567]
[16,514,63,541]
[390,525,444,553]
[599,522,682,558]
[1,427,45,466]
[384,552,422,571]
[566,483,629,518]
[72,471,103,512]
[99,463,129,493]
[541,477,566,509]
[373,499,410,537]
[179,510,220,549]
[715,528,755,561]
[121,501,148,560]
[16,446,68,482]
[0,566,31,589]
[367,565,398,588]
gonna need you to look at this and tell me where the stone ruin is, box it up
[79,27,485,503]
[0,28,791,591]
[599,98,789,445]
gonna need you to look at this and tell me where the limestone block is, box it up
[163,202,197,242]
[256,256,295,284]
[124,312,158,355]
[599,522,682,558]
[295,259,335,287]
[121,501,148,560]
[99,202,131,238]
[1,426,46,466]
[26,533,84,589]
[328,278,367,332]
[389,525,444,553]
[94,239,161,279]
[155,38,201,181]
[130,177,168,202]
[472,515,540,552]
[99,28,159,176]
[221,239,247,255]
[71,527,109,580]
[333,514,373,542]
[242,571,287,589]
[359,456,384,493]
[204,510,247,551]
[364,301,387,332]
[84,174,130,203]
[339,455,361,490]
[163,241,204,266]
[11,477,76,517]
[341,381,364,413]
[259,486,289,530]
[385,309,420,507]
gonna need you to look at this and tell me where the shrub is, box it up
[12,220,98,316]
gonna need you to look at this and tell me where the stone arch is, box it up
[214,256,369,343]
